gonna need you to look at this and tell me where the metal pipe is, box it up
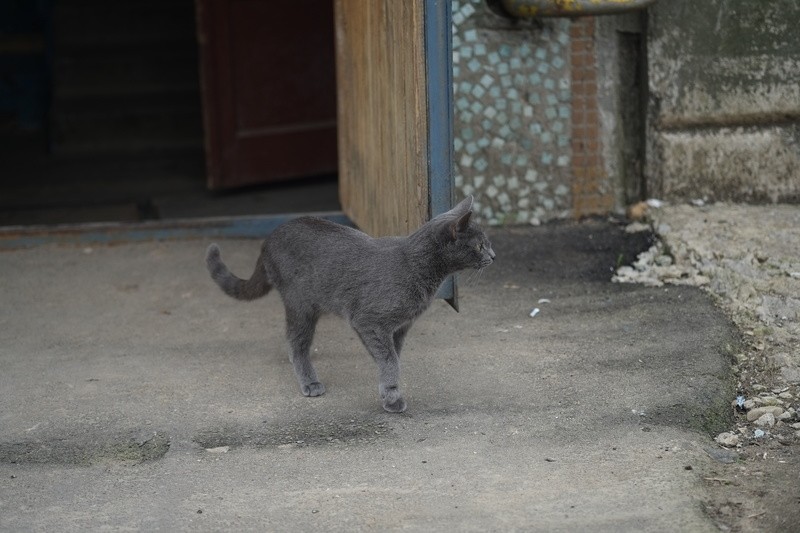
[499,0,656,18]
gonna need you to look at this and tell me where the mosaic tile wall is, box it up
[452,0,574,225]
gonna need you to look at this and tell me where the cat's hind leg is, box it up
[353,323,407,413]
[284,305,325,397]
[393,323,412,355]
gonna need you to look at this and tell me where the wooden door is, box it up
[334,0,456,306]
[196,0,338,190]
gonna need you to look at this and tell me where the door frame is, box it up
[425,0,457,307]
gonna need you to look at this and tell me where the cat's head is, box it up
[434,196,495,271]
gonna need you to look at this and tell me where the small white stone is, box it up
[205,446,230,454]
[753,413,776,427]
[714,432,739,447]
[747,406,784,421]
[760,395,781,406]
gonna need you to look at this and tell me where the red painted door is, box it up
[196,0,338,190]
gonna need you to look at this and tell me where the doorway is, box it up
[0,0,340,227]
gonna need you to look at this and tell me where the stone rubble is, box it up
[614,202,800,447]
[714,432,740,448]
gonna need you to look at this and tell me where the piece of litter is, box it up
[626,201,648,221]
[690,198,705,207]
[537,298,551,304]
[736,396,746,408]
[205,446,230,453]
[753,429,765,438]
[645,198,665,208]
[529,308,540,318]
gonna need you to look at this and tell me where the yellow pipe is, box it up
[500,0,656,17]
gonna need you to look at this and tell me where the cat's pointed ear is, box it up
[449,199,473,239]
[455,209,472,232]
[453,195,474,216]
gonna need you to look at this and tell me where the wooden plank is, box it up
[334,0,428,237]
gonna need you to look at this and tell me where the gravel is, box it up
[614,202,800,447]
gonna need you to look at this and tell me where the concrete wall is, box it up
[646,0,800,203]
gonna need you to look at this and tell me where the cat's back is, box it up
[265,216,386,272]
[264,217,399,306]
[269,216,370,251]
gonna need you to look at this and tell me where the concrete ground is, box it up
[0,221,738,531]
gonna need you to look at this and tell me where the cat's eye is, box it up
[476,243,483,252]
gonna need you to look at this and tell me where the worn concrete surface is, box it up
[0,222,737,531]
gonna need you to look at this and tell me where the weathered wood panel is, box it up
[334,0,428,237]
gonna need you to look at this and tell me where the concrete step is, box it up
[49,0,203,154]
[50,97,204,156]
[53,0,196,48]
[53,42,199,99]
[1,147,207,210]
[54,89,201,118]
[50,127,204,157]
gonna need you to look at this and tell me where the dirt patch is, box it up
[702,442,800,532]
[193,416,393,450]
[0,430,170,466]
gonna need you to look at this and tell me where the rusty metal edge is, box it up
[500,0,657,18]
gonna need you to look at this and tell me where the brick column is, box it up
[570,17,614,217]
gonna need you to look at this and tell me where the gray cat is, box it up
[205,196,494,413]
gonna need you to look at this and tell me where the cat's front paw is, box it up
[301,382,326,397]
[381,388,407,413]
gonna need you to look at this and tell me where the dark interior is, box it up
[0,0,340,227]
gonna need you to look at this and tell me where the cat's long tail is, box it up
[206,244,272,301]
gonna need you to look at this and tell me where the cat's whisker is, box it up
[464,269,477,285]
[465,266,485,286]
[470,268,483,283]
